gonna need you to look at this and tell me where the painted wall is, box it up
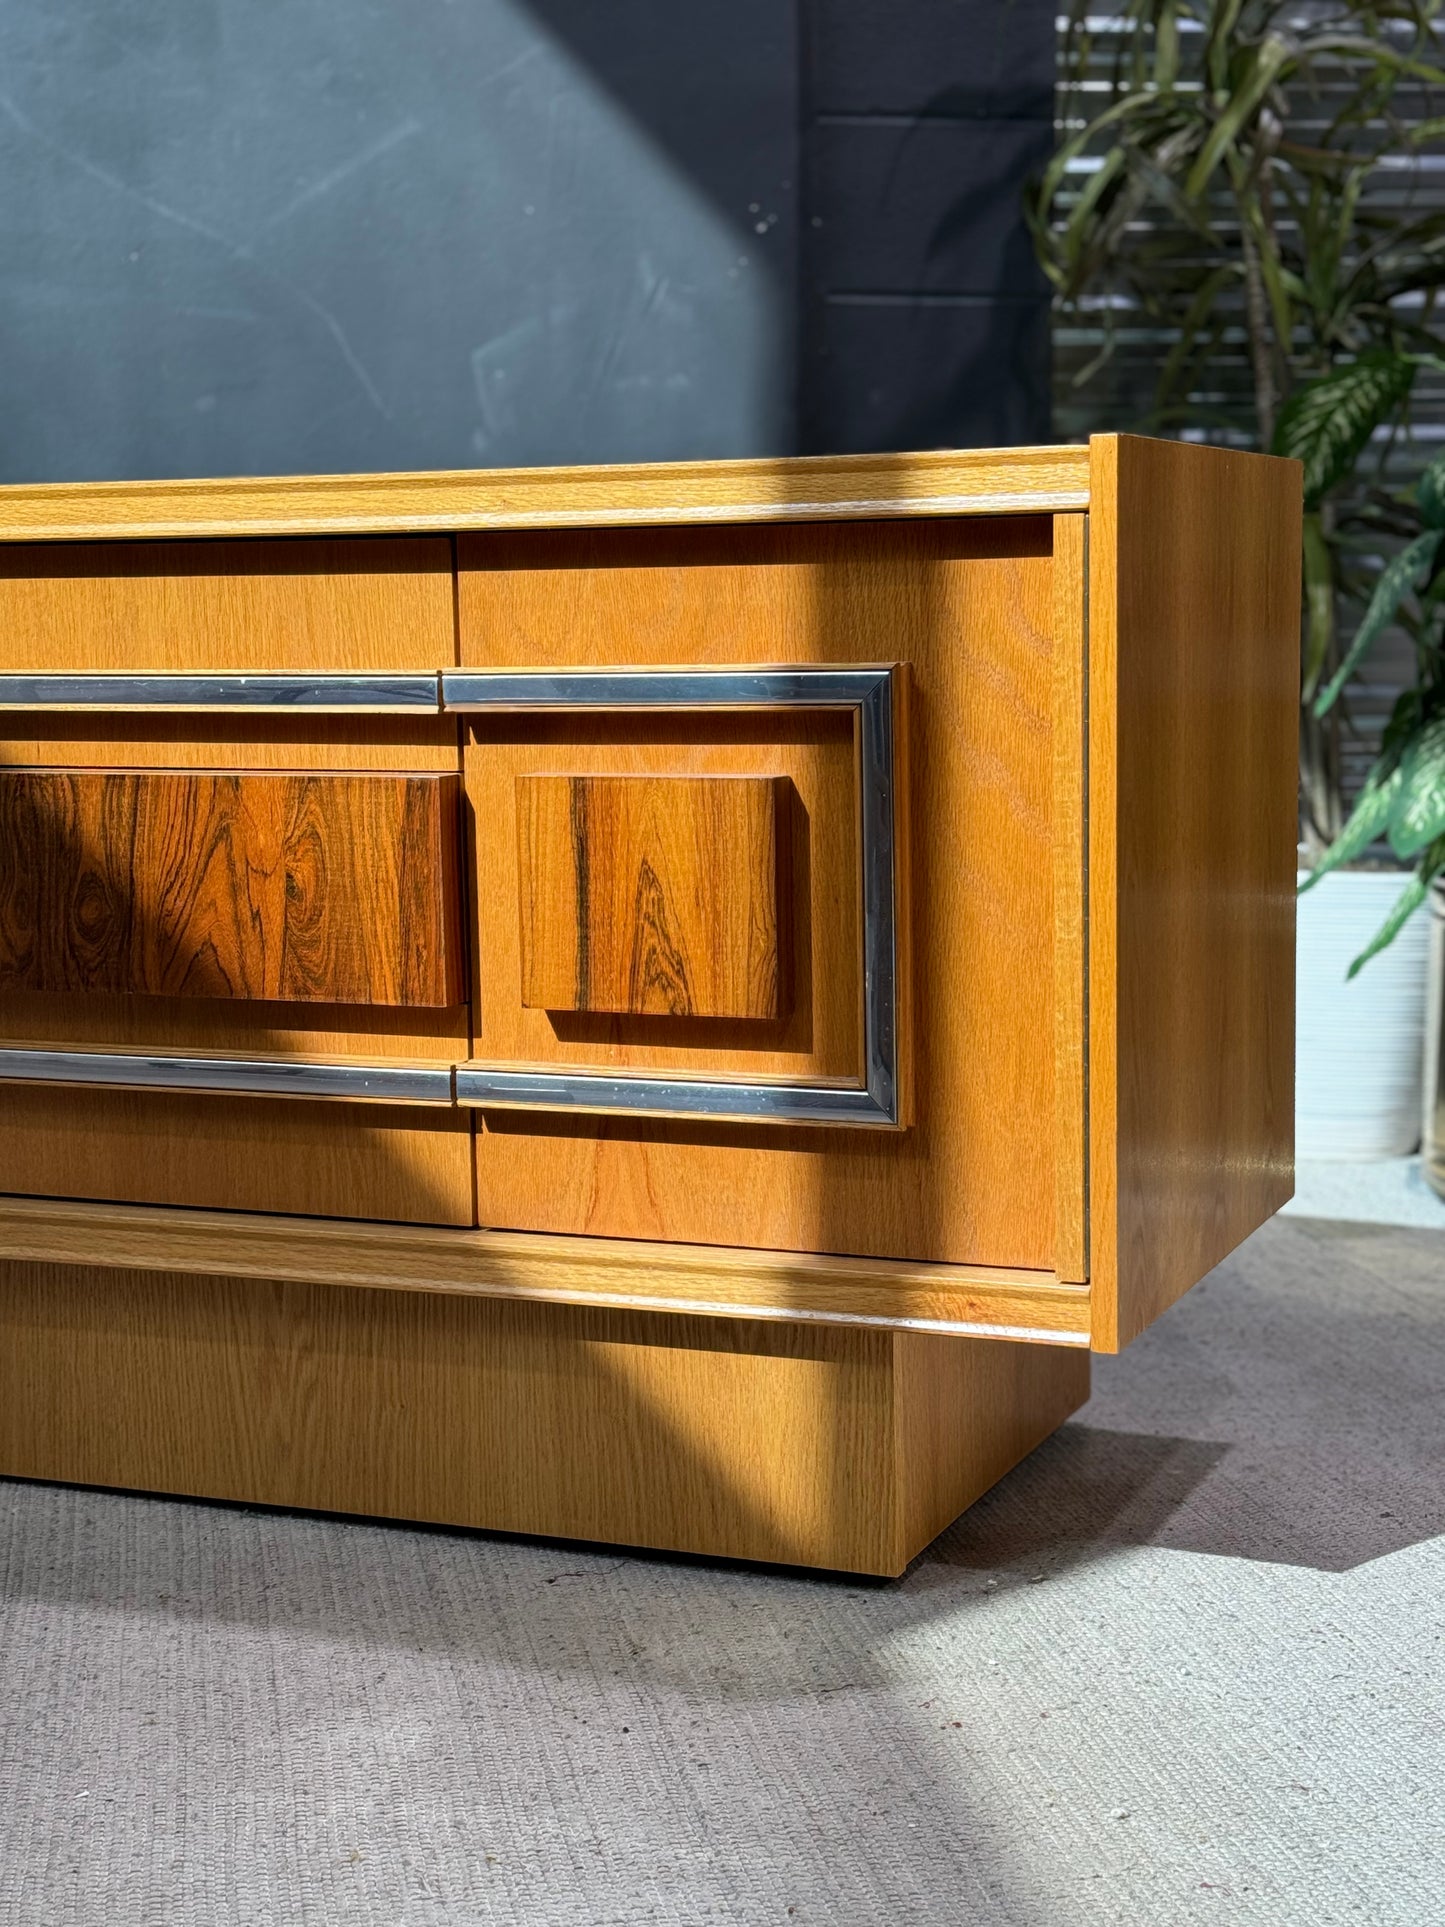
[0,0,1050,480]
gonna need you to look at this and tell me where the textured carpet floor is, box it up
[2,1213,1443,1927]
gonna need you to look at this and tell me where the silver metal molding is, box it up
[0,672,442,713]
[445,663,903,1129]
[442,665,891,712]
[0,1048,455,1105]
[452,1067,890,1125]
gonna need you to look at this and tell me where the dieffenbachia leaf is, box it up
[1388,716,1445,858]
[1272,353,1417,509]
[1418,450,1445,530]
[1313,528,1442,717]
[1300,759,1402,889]
[1346,836,1445,978]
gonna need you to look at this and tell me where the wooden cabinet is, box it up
[0,438,1301,1572]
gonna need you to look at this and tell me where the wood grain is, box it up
[0,1193,1093,1343]
[1052,514,1090,1283]
[461,518,1061,1272]
[892,1332,1090,1570]
[518,773,784,1019]
[469,713,861,1077]
[0,1257,1089,1573]
[1087,434,1300,1351]
[0,537,452,673]
[0,447,1091,545]
[0,1088,473,1223]
[0,769,461,1007]
[0,534,470,1222]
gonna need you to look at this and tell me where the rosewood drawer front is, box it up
[517,773,789,1022]
[0,768,461,1007]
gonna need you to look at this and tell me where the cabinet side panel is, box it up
[1089,435,1299,1351]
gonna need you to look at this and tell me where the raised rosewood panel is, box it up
[0,769,462,1008]
[517,773,786,1020]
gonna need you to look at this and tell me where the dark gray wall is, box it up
[0,0,1050,482]
[801,0,1053,452]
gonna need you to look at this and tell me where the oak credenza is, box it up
[0,436,1300,1575]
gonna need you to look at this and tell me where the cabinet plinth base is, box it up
[0,1261,1089,1576]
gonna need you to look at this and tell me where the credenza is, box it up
[0,435,1300,1575]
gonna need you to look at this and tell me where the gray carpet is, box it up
[2,1213,1443,1927]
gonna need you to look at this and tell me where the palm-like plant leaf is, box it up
[1038,0,1445,940]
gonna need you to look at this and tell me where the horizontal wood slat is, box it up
[0,769,461,1007]
[517,774,786,1020]
[0,1193,1093,1344]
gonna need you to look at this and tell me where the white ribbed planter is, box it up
[1297,869,1431,1158]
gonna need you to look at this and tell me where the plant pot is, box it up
[1424,883,1445,1200]
[1296,868,1431,1159]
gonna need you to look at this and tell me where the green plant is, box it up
[1029,0,1445,846]
[1300,447,1445,970]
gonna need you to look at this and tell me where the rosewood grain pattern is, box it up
[1087,434,1299,1351]
[0,769,461,1007]
[518,774,785,1019]
[469,714,861,1079]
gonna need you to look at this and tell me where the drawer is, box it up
[0,537,453,676]
[456,516,1083,1276]
[0,768,461,1006]
[0,539,472,1222]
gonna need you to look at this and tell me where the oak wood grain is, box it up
[0,1088,473,1223]
[0,769,461,1007]
[0,1192,1093,1343]
[1052,514,1090,1284]
[0,1256,1088,1572]
[518,773,785,1019]
[892,1332,1090,1569]
[1087,434,1299,1351]
[461,517,1060,1273]
[0,447,1091,545]
[0,537,452,673]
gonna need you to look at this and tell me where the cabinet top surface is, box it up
[0,444,1094,544]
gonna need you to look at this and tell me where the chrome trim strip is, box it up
[0,1049,455,1105]
[453,1067,890,1126]
[442,666,885,711]
[446,663,902,1129]
[0,672,442,713]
